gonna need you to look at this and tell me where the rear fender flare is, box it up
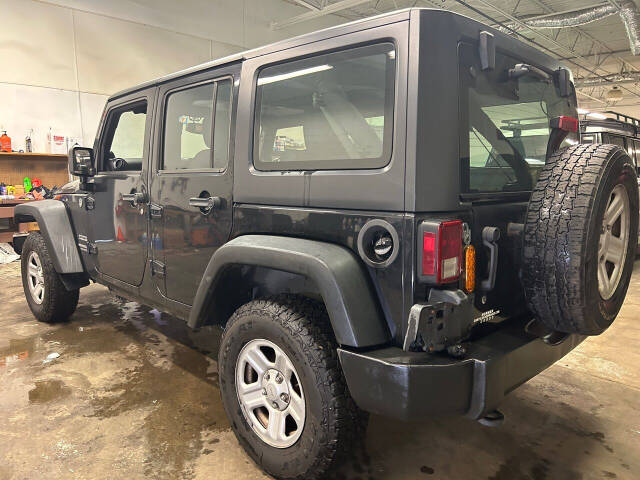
[14,200,85,274]
[188,235,391,348]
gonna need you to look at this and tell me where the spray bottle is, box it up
[0,129,11,152]
[25,129,33,153]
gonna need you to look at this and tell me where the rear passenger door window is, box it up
[253,42,396,171]
[162,78,232,171]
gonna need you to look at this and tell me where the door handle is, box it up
[189,196,221,210]
[122,192,147,204]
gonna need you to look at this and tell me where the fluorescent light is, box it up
[258,64,333,86]
[587,112,607,120]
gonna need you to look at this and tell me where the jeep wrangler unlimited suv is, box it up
[14,9,638,480]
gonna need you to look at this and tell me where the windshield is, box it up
[459,43,578,194]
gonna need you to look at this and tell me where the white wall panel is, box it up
[74,11,211,95]
[211,41,244,61]
[0,0,76,90]
[0,83,82,153]
[41,0,246,45]
[79,92,109,147]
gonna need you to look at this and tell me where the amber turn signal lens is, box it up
[464,245,475,293]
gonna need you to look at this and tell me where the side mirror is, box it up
[69,146,95,178]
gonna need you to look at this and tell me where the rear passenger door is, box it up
[149,65,238,305]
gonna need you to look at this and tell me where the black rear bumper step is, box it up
[338,317,585,421]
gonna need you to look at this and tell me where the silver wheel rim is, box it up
[235,339,305,448]
[598,184,630,300]
[27,251,45,305]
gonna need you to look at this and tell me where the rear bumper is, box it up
[338,317,585,421]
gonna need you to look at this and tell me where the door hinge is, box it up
[151,260,165,277]
[149,203,163,218]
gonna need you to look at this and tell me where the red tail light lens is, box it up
[419,220,463,284]
[422,232,436,276]
[438,221,463,283]
[552,116,578,133]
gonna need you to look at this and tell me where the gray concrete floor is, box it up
[1,261,639,480]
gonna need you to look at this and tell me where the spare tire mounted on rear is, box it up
[523,144,638,335]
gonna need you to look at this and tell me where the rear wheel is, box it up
[523,144,638,335]
[218,295,365,479]
[21,232,79,323]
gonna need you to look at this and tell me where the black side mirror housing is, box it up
[69,146,95,178]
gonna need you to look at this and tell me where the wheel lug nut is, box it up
[265,373,270,381]
[262,388,267,396]
[275,375,283,384]
[272,401,278,408]
[280,393,289,403]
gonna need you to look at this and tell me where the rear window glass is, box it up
[253,42,396,171]
[459,44,578,194]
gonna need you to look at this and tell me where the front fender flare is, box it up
[14,200,84,274]
[188,235,390,348]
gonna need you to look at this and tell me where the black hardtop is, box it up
[110,7,569,102]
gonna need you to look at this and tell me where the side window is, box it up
[102,102,147,172]
[254,42,396,171]
[163,79,232,171]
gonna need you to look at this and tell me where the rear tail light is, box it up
[551,116,578,133]
[419,220,463,284]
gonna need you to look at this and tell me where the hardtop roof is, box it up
[110,7,474,100]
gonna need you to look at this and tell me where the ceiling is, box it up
[281,0,640,119]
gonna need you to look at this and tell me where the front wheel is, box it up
[218,296,365,479]
[21,232,79,323]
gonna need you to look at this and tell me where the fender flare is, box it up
[14,200,85,274]
[188,235,391,348]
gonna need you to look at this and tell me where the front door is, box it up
[92,90,154,286]
[149,67,237,305]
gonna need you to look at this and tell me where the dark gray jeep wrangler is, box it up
[13,8,638,480]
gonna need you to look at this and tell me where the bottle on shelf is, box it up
[25,129,33,153]
[0,129,11,152]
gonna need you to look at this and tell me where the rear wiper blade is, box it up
[508,63,551,83]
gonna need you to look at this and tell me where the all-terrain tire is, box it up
[218,295,366,480]
[523,144,638,335]
[21,232,79,323]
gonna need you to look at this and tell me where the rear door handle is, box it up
[189,196,221,210]
[122,192,147,204]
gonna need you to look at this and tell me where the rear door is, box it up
[91,90,154,286]
[149,65,237,305]
[458,43,578,315]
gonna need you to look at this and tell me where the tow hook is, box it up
[478,409,505,427]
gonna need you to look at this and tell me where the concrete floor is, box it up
[1,261,639,480]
